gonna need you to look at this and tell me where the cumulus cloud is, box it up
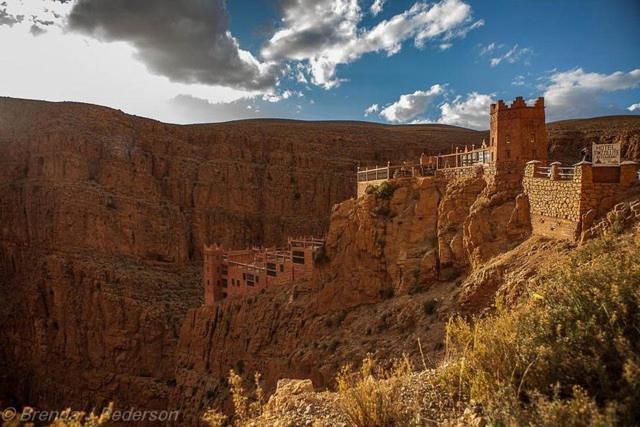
[542,68,640,119]
[67,0,281,91]
[364,103,380,116]
[437,92,493,129]
[628,102,640,112]
[371,0,385,16]
[379,84,444,122]
[262,0,482,89]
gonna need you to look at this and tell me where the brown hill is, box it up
[0,97,638,419]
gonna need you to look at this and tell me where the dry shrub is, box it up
[203,370,265,427]
[443,230,640,425]
[335,355,415,427]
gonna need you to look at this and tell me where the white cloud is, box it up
[628,102,640,112]
[364,104,380,116]
[0,21,255,124]
[262,0,482,89]
[371,0,386,16]
[379,84,444,122]
[437,92,493,129]
[542,68,640,119]
[479,42,498,56]
[511,74,526,86]
[489,44,532,67]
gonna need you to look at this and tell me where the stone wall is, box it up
[522,162,582,240]
[523,160,640,241]
[435,165,485,181]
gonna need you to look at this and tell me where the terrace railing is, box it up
[536,166,551,178]
[558,167,575,180]
[436,148,491,170]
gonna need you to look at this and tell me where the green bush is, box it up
[375,182,398,200]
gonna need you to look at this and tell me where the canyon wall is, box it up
[0,97,482,414]
[1,97,639,421]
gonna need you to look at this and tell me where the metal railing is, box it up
[536,166,551,178]
[558,167,575,180]
[437,148,491,169]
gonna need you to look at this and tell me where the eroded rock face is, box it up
[0,97,483,414]
[316,177,442,311]
[171,279,456,424]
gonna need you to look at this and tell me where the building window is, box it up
[280,264,284,272]
[221,279,228,288]
[267,262,277,277]
[506,135,511,144]
[506,150,511,159]
[293,250,305,265]
[530,133,535,143]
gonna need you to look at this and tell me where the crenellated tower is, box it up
[489,96,548,171]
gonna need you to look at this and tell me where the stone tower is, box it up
[203,244,225,305]
[489,96,548,172]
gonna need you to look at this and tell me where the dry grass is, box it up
[335,355,415,427]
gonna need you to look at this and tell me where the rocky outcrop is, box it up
[316,177,441,311]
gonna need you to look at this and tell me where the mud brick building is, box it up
[203,237,324,305]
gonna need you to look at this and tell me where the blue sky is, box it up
[1,0,639,127]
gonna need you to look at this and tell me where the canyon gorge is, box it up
[1,97,640,424]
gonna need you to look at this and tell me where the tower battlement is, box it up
[491,96,544,112]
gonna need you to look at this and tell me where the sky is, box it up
[1,0,639,129]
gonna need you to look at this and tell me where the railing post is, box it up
[525,160,541,178]
[573,160,592,184]
[549,161,561,181]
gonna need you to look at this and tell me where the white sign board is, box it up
[592,142,621,166]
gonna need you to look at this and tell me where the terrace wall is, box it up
[523,160,639,241]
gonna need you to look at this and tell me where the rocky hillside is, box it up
[547,115,640,163]
[1,97,639,422]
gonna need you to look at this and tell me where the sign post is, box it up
[592,142,621,166]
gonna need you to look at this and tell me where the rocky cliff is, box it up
[172,169,535,424]
[0,97,482,415]
[1,97,639,422]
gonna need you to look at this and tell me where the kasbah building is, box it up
[203,96,640,306]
